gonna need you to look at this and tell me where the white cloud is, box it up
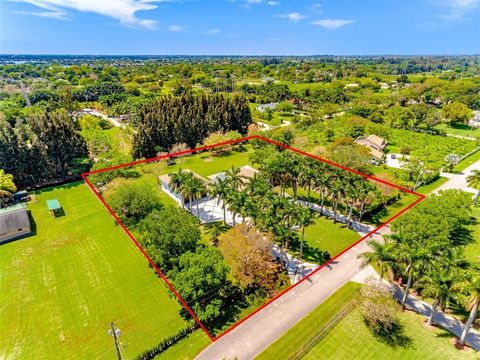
[437,0,479,20]
[244,0,262,7]
[11,0,161,28]
[13,9,69,20]
[267,1,279,6]
[312,18,354,30]
[204,28,220,35]
[310,3,322,13]
[276,12,305,22]
[168,24,185,32]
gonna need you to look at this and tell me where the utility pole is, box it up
[108,322,125,360]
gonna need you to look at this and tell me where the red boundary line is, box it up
[82,135,425,343]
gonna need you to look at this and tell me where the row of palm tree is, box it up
[258,152,381,227]
[359,190,479,347]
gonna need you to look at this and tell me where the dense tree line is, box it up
[0,110,89,188]
[132,93,252,158]
[361,190,479,347]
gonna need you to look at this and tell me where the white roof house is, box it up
[0,203,31,243]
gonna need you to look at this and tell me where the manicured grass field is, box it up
[0,183,201,359]
[303,308,478,360]
[436,123,480,138]
[465,206,480,263]
[300,216,360,263]
[256,282,361,360]
[454,148,480,173]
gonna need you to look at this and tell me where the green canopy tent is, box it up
[47,199,62,217]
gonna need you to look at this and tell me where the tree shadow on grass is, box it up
[370,321,413,348]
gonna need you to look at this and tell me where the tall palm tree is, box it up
[224,166,245,191]
[169,169,188,209]
[186,176,206,220]
[0,169,16,207]
[421,265,459,326]
[209,177,230,225]
[358,241,395,279]
[455,266,480,347]
[467,169,480,203]
[296,206,315,257]
[395,240,434,310]
[299,162,317,201]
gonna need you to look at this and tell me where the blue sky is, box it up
[1,0,479,55]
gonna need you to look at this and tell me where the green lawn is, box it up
[0,183,204,359]
[300,216,360,263]
[303,308,478,360]
[454,148,480,173]
[256,282,361,360]
[465,206,480,264]
[153,330,211,360]
[436,123,480,138]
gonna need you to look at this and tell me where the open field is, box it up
[436,123,480,138]
[256,282,361,360]
[257,282,477,360]
[0,183,195,359]
[303,308,478,360]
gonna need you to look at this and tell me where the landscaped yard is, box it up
[436,122,480,138]
[465,206,480,264]
[0,183,202,359]
[300,216,360,262]
[302,308,477,360]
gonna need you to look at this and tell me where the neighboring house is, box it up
[257,103,277,113]
[0,203,31,244]
[355,134,388,161]
[158,170,208,204]
[208,165,259,188]
[468,111,480,128]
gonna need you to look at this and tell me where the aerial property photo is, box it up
[1,1,480,359]
[82,135,423,344]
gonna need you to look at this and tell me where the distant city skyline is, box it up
[1,0,479,55]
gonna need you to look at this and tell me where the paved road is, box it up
[435,159,480,196]
[196,226,389,360]
[196,157,480,360]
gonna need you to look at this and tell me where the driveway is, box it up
[434,160,480,196]
[196,226,389,360]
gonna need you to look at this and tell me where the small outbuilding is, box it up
[0,203,31,244]
[47,199,62,217]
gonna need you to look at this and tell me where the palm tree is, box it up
[169,169,188,209]
[467,170,480,204]
[226,190,246,226]
[209,177,230,225]
[296,206,315,257]
[187,176,206,220]
[420,265,459,326]
[299,162,317,201]
[358,241,395,279]
[395,240,434,310]
[455,266,480,347]
[0,170,16,207]
[224,166,245,191]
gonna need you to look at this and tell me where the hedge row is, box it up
[134,323,198,360]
